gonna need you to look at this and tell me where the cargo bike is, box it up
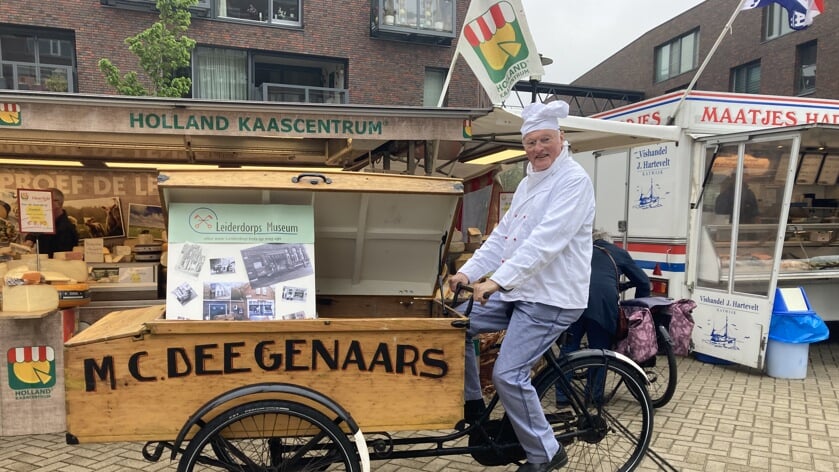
[64,170,654,472]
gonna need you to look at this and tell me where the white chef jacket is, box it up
[459,148,595,309]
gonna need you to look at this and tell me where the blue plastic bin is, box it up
[765,287,829,379]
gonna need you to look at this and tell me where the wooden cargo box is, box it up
[65,170,466,443]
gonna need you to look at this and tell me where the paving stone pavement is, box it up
[2,339,839,471]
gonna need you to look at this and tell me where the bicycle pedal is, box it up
[545,411,575,423]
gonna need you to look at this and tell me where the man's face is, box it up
[52,195,63,218]
[522,129,562,172]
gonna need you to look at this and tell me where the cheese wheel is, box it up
[2,285,59,312]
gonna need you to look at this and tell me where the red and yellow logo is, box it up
[0,103,22,126]
[462,2,529,82]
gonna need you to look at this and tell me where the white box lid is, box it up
[157,170,463,297]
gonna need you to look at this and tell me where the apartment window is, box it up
[217,0,301,25]
[731,61,761,94]
[101,0,213,18]
[372,0,456,45]
[796,41,817,95]
[0,27,76,92]
[423,68,447,106]
[654,30,698,83]
[193,47,249,100]
[764,3,794,39]
[192,46,348,103]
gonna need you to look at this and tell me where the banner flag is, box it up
[455,0,544,104]
[741,0,824,30]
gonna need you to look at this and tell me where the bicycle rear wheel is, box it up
[640,325,678,408]
[537,352,653,472]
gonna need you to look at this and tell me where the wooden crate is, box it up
[65,305,465,443]
[65,170,467,443]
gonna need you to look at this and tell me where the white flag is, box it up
[455,0,544,104]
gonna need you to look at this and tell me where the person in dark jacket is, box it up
[557,229,650,404]
[24,188,79,257]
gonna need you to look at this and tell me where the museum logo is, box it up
[7,346,56,399]
[189,207,218,231]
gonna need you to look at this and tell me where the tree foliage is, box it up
[99,0,198,97]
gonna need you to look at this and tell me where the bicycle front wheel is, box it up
[537,352,653,472]
[177,400,361,472]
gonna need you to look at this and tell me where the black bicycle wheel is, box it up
[535,352,654,472]
[177,400,361,472]
[641,325,678,408]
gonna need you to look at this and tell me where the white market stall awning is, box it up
[461,106,682,163]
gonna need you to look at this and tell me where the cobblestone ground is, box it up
[2,340,839,471]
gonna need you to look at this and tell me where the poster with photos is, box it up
[164,203,316,320]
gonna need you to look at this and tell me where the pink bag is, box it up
[614,306,658,363]
[667,299,696,356]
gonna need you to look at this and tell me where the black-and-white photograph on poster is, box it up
[209,257,236,274]
[175,242,206,275]
[172,282,197,305]
[241,243,313,288]
[281,286,308,302]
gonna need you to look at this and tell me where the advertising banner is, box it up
[165,203,316,320]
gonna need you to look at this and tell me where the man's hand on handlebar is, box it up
[448,272,469,294]
[472,279,500,305]
[449,273,500,305]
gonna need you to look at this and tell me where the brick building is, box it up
[0,0,486,108]
[572,0,839,110]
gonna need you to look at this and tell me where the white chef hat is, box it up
[520,100,570,136]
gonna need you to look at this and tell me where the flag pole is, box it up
[436,51,460,108]
[666,0,749,125]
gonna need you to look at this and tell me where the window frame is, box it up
[215,0,302,27]
[653,29,699,83]
[730,60,761,94]
[795,41,817,96]
[764,3,794,40]
[0,26,76,92]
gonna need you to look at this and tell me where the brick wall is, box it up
[573,0,839,100]
[0,0,485,108]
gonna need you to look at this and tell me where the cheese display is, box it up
[2,261,88,312]
[2,284,59,312]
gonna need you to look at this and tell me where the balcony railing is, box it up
[260,83,348,104]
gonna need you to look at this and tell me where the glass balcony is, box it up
[260,83,348,104]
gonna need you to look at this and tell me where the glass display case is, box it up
[698,222,839,285]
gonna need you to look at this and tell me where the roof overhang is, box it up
[0,91,487,175]
[461,106,682,163]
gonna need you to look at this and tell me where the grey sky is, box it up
[520,0,707,83]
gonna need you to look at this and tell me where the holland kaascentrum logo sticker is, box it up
[0,103,22,126]
[462,2,530,84]
[7,346,56,395]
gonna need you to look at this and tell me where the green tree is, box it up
[99,0,197,97]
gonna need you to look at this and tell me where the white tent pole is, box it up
[666,0,749,125]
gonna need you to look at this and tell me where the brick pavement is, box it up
[2,340,839,471]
